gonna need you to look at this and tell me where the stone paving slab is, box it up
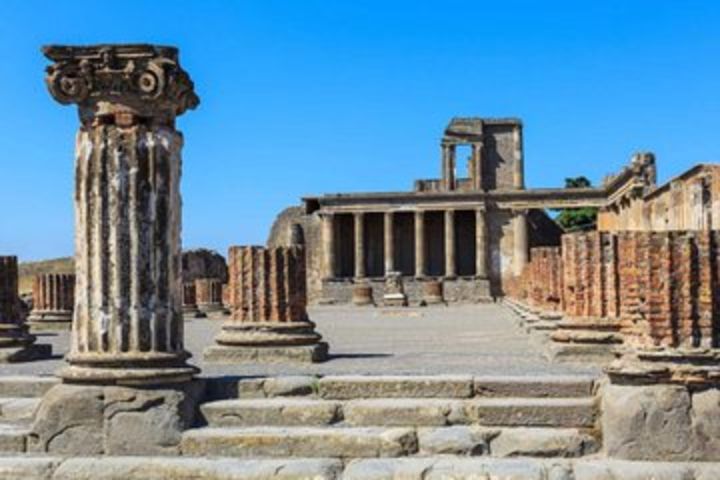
[0,305,601,377]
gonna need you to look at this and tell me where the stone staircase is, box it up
[182,374,600,460]
[0,376,57,453]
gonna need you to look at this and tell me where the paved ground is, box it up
[0,304,600,378]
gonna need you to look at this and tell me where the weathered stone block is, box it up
[29,381,203,456]
[602,384,692,461]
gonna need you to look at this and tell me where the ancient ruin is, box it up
[43,44,199,383]
[205,243,328,362]
[0,39,719,479]
[0,256,51,361]
[26,273,75,331]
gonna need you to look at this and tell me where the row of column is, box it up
[323,209,520,280]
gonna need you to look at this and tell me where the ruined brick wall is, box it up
[560,232,619,319]
[617,231,720,349]
[520,247,563,311]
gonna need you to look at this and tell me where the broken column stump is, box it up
[0,256,51,361]
[352,282,373,306]
[205,245,328,363]
[27,273,75,331]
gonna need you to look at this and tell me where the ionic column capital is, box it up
[43,44,199,126]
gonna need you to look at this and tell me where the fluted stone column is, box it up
[513,210,529,277]
[442,144,456,191]
[206,246,328,362]
[445,210,456,278]
[27,273,75,331]
[415,211,426,278]
[384,211,394,276]
[43,44,199,384]
[354,212,365,279]
[0,257,50,361]
[322,213,336,279]
[471,142,484,191]
[195,277,224,315]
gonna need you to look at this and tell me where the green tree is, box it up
[553,176,598,231]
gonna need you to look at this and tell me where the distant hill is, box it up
[18,257,74,294]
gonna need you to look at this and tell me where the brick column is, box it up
[415,211,426,278]
[205,245,328,363]
[195,277,224,315]
[0,257,50,361]
[27,273,75,331]
[384,211,395,276]
[322,213,335,279]
[44,44,198,384]
[354,212,365,279]
[445,210,456,278]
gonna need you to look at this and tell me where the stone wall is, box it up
[522,247,563,312]
[599,164,720,232]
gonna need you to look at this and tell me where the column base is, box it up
[27,311,73,332]
[606,349,720,387]
[383,294,408,307]
[352,283,374,306]
[59,352,199,386]
[204,342,329,364]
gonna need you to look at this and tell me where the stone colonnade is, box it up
[43,44,199,384]
[321,207,523,280]
[205,245,327,362]
[27,273,75,330]
[0,257,50,361]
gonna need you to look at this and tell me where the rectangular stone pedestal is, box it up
[0,344,52,363]
[204,343,329,364]
[545,343,617,363]
[383,294,408,307]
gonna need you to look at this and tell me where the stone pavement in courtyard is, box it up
[0,304,599,377]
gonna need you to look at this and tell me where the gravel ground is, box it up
[0,304,600,378]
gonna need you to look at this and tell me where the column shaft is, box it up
[513,124,524,189]
[354,213,365,279]
[472,142,484,191]
[513,210,529,276]
[445,210,456,277]
[322,214,336,279]
[476,209,488,278]
[384,212,394,275]
[415,211,425,278]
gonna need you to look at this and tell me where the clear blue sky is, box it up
[1,1,718,261]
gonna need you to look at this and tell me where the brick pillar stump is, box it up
[0,256,51,361]
[27,273,75,331]
[205,245,328,363]
[182,282,202,318]
[43,44,199,385]
[195,277,224,315]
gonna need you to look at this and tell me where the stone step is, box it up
[1,456,717,480]
[0,423,29,453]
[314,375,596,400]
[0,376,58,398]
[465,397,596,428]
[202,398,342,427]
[0,397,39,422]
[181,426,418,458]
[202,395,596,429]
[181,425,597,459]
